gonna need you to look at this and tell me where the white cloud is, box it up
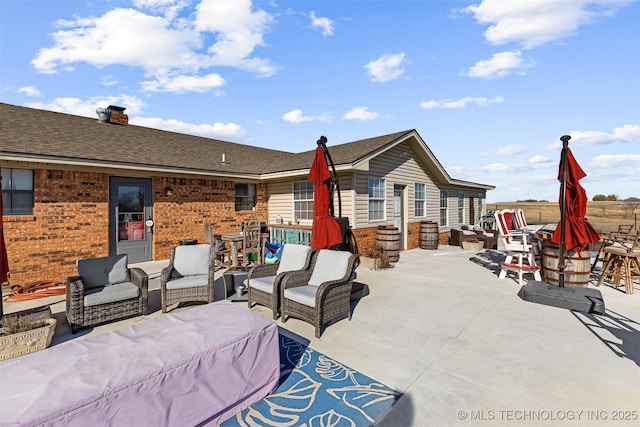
[18,86,40,97]
[133,116,246,140]
[30,0,277,93]
[343,106,380,121]
[310,11,334,37]
[591,154,640,168]
[529,154,553,165]
[570,124,640,146]
[468,50,534,79]
[101,75,119,86]
[496,144,525,155]
[419,96,504,109]
[546,124,640,149]
[282,109,313,123]
[460,0,633,49]
[141,73,225,93]
[25,95,145,118]
[365,53,406,82]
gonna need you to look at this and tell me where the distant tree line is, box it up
[592,194,619,201]
[515,199,549,203]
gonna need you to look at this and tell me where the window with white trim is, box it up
[1,168,34,215]
[458,192,465,224]
[368,177,385,221]
[414,183,426,217]
[439,190,448,226]
[293,180,314,221]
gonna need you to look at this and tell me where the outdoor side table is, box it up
[223,267,250,301]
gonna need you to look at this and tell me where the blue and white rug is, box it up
[221,333,400,426]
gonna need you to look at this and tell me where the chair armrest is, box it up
[66,276,85,324]
[160,266,173,286]
[281,269,313,290]
[129,267,149,290]
[248,263,279,279]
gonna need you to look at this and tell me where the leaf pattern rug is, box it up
[221,333,400,426]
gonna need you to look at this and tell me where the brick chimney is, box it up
[96,105,128,125]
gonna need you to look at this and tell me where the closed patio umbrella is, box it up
[551,135,600,287]
[308,144,343,250]
[1,171,10,317]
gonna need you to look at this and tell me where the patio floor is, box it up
[3,245,639,426]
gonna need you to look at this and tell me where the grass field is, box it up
[490,201,639,234]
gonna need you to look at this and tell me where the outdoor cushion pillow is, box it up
[78,254,129,290]
[83,282,139,307]
[284,285,318,307]
[165,274,208,290]
[308,250,351,287]
[249,276,276,294]
[276,244,312,275]
[173,244,211,277]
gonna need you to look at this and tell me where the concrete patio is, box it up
[2,245,639,426]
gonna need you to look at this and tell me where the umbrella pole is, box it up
[558,135,571,288]
[317,136,342,219]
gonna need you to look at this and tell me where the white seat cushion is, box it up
[84,282,139,307]
[308,250,351,287]
[166,274,208,290]
[173,244,211,276]
[249,276,276,294]
[276,244,312,275]
[284,285,318,307]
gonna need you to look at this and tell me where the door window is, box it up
[118,184,145,241]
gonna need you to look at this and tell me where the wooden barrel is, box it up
[541,241,591,286]
[375,226,400,262]
[419,221,439,250]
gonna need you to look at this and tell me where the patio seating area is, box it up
[2,245,639,425]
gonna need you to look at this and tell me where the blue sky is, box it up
[1,0,639,202]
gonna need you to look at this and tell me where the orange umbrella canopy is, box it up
[551,148,600,252]
[308,147,343,250]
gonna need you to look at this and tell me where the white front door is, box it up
[394,185,404,249]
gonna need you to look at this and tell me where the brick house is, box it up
[1,103,493,286]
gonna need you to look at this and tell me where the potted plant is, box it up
[0,307,56,360]
[461,238,484,251]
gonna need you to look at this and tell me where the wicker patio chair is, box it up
[281,249,359,338]
[66,254,148,333]
[160,243,216,313]
[247,243,315,319]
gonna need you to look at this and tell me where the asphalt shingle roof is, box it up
[0,103,411,177]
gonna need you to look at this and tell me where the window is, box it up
[1,168,34,215]
[458,192,465,224]
[234,183,256,211]
[368,177,385,221]
[439,190,448,226]
[414,183,426,217]
[293,180,314,220]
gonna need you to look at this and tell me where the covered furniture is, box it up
[494,210,541,286]
[247,243,315,319]
[66,254,148,333]
[281,249,359,338]
[160,243,215,313]
[0,301,280,426]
